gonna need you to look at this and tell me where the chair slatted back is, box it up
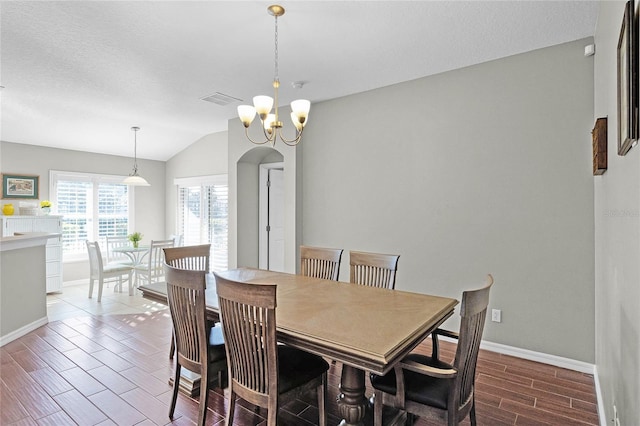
[141,239,175,282]
[166,264,209,374]
[86,241,105,277]
[164,244,211,273]
[105,236,132,263]
[215,274,278,407]
[451,275,493,412]
[169,234,184,247]
[300,246,343,281]
[349,251,400,289]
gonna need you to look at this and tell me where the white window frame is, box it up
[50,170,135,261]
[175,174,228,271]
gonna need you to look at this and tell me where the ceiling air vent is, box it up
[201,92,242,106]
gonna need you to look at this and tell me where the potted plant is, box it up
[40,200,52,215]
[128,232,143,248]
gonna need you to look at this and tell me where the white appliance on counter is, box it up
[1,215,63,293]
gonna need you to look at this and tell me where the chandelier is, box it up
[123,126,150,186]
[237,4,310,147]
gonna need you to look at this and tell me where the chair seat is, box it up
[370,353,452,410]
[104,263,134,274]
[208,326,226,362]
[111,259,135,266]
[277,345,329,394]
[134,263,150,271]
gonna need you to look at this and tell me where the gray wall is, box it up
[165,132,228,237]
[0,141,166,281]
[301,38,595,363]
[593,2,640,424]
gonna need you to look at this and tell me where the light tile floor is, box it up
[46,279,169,321]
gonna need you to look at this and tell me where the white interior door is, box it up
[268,168,285,271]
[259,163,285,271]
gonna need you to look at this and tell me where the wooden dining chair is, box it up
[86,241,134,302]
[370,275,494,426]
[214,272,329,426]
[164,244,211,360]
[164,244,210,272]
[349,250,400,289]
[135,239,174,286]
[166,264,227,426]
[300,245,343,281]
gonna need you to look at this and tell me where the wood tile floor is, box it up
[0,282,599,425]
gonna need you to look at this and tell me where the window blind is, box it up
[176,175,228,272]
[51,170,132,259]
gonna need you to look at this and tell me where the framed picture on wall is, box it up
[617,0,638,156]
[1,174,39,199]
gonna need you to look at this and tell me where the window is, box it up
[176,175,228,272]
[50,170,133,260]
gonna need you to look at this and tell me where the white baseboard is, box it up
[0,316,49,347]
[479,340,595,374]
[476,339,604,425]
[593,366,607,426]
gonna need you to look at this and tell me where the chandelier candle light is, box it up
[123,126,150,186]
[237,4,310,146]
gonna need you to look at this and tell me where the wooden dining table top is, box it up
[139,268,458,375]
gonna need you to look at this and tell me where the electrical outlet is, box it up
[491,309,502,323]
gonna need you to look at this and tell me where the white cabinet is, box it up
[1,215,63,293]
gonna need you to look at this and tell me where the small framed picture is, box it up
[1,174,40,199]
[617,0,638,156]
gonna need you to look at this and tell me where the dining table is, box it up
[112,245,149,286]
[139,268,458,426]
[112,245,149,265]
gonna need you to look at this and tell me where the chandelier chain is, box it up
[274,15,279,81]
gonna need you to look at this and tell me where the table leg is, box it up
[337,365,369,426]
[122,251,146,288]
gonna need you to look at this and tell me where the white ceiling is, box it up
[1,1,599,161]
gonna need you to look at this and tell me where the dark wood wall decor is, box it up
[592,117,608,175]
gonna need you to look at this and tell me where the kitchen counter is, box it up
[0,232,57,346]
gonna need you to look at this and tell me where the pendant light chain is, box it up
[274,14,279,82]
[132,127,139,173]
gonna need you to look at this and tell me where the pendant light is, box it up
[123,126,150,186]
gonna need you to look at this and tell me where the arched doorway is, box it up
[228,119,302,273]
[235,147,285,269]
